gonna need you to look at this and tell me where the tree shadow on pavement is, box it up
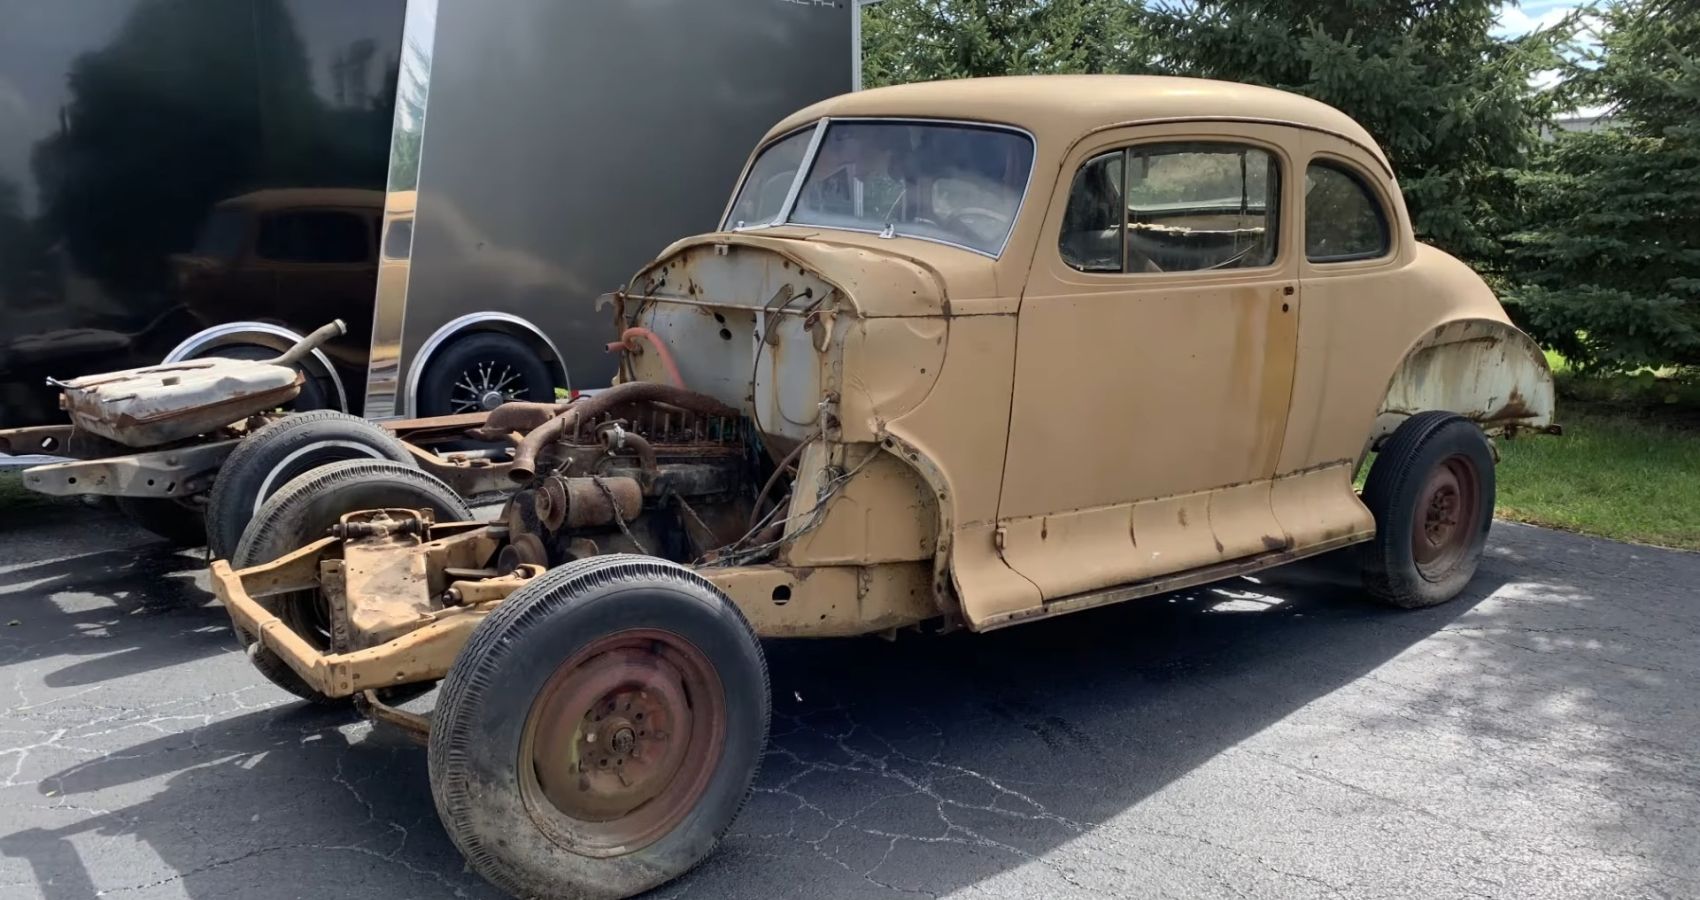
[0,504,229,690]
[6,548,1515,900]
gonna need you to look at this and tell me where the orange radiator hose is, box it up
[606,327,685,389]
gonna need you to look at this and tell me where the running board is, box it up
[976,531,1372,631]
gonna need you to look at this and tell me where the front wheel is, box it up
[429,555,769,900]
[1360,412,1496,608]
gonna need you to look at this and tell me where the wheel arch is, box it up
[402,312,570,417]
[1371,318,1556,449]
[164,322,349,412]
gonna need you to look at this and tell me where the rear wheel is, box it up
[233,459,472,704]
[205,411,416,560]
[430,555,768,900]
[416,332,554,417]
[1360,412,1496,608]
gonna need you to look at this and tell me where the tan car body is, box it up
[203,76,1555,900]
[214,75,1556,697]
[616,75,1554,633]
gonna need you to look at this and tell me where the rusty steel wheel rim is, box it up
[520,628,725,857]
[1411,454,1480,579]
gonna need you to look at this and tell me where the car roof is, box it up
[769,75,1390,171]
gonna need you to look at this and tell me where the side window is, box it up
[255,211,371,264]
[1304,163,1390,262]
[382,217,413,261]
[1059,150,1125,272]
[1126,144,1278,272]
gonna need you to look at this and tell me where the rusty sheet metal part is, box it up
[1375,318,1557,440]
[22,438,239,498]
[213,522,505,698]
[781,442,937,566]
[703,562,936,637]
[212,529,940,703]
[444,564,545,606]
[475,401,564,438]
[978,531,1368,631]
[335,511,504,651]
[403,441,517,498]
[510,382,739,482]
[57,359,302,448]
[340,524,438,649]
[383,411,492,439]
[0,425,76,458]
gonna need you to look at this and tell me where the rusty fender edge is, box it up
[210,555,490,701]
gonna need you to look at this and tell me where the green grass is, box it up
[1494,408,1700,550]
[1352,405,1700,551]
[0,469,71,513]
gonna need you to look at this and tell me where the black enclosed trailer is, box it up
[0,0,861,436]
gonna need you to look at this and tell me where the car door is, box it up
[992,124,1302,605]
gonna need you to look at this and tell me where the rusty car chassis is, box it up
[196,76,1564,900]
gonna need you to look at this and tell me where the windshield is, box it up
[725,120,1035,257]
[724,127,815,229]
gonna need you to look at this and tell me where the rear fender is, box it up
[1373,319,1556,446]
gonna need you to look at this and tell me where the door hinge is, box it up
[993,524,1007,552]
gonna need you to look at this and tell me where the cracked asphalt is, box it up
[1,493,1697,900]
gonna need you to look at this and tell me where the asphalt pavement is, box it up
[1,488,1696,899]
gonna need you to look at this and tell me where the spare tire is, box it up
[233,459,472,704]
[206,411,416,560]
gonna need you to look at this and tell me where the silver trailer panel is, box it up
[364,0,857,418]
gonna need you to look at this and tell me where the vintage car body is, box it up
[212,76,1555,900]
[617,74,1555,630]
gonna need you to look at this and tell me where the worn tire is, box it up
[429,555,769,900]
[233,459,472,704]
[206,411,416,560]
[115,497,206,547]
[1360,412,1496,608]
[416,332,555,417]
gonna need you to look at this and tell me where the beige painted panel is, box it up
[885,315,1020,529]
[784,444,937,566]
[990,122,1304,608]
[836,317,947,443]
[953,521,1043,622]
[881,315,1036,622]
[993,479,1290,603]
[1277,133,1513,474]
[1000,121,1302,522]
[1269,463,1375,549]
